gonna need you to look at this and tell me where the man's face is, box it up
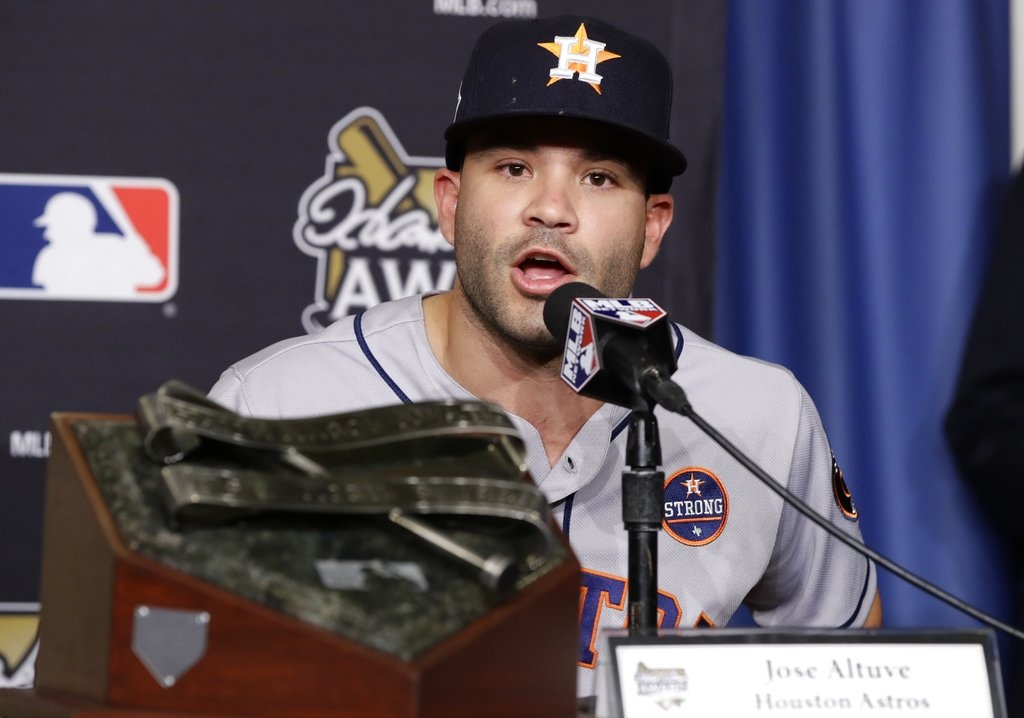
[437,119,673,352]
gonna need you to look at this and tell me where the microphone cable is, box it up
[647,369,1024,642]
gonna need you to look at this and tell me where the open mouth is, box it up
[512,244,577,292]
[511,250,576,296]
[518,253,570,281]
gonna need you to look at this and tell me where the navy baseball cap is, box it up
[445,15,687,192]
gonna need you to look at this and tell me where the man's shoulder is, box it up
[209,295,427,416]
[674,324,809,426]
[229,318,357,378]
[676,325,799,384]
[234,295,424,374]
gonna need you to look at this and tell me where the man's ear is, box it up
[434,168,461,248]
[640,193,674,268]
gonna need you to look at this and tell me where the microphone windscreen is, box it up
[542,282,605,339]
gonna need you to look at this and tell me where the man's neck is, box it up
[423,291,603,467]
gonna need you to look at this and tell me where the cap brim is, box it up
[445,110,686,192]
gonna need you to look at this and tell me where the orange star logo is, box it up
[684,474,704,497]
[538,23,621,94]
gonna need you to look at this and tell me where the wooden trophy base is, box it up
[0,413,580,718]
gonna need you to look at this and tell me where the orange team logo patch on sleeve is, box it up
[832,453,859,521]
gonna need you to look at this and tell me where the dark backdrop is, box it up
[0,0,724,646]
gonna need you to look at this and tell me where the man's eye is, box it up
[504,163,526,177]
[587,172,611,187]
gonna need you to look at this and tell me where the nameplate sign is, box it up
[603,629,1004,718]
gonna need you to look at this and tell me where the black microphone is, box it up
[543,282,688,412]
[545,282,675,632]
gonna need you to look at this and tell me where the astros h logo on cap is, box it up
[538,22,620,93]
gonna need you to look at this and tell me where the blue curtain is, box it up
[716,0,1012,641]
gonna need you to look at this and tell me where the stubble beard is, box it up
[454,214,562,358]
[452,211,646,361]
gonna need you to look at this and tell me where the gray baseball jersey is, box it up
[210,294,877,696]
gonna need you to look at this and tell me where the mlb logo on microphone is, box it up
[560,302,600,391]
[577,297,666,328]
[0,173,179,302]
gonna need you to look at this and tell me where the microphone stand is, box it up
[622,402,663,635]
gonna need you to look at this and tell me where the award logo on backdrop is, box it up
[0,174,178,303]
[294,107,454,333]
[0,604,38,688]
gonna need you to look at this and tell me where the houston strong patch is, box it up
[662,467,728,546]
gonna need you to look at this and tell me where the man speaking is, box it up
[210,15,882,696]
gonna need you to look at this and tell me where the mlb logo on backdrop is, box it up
[0,173,178,302]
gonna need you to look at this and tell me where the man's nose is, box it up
[523,176,578,231]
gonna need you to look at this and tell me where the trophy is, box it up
[0,382,579,718]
